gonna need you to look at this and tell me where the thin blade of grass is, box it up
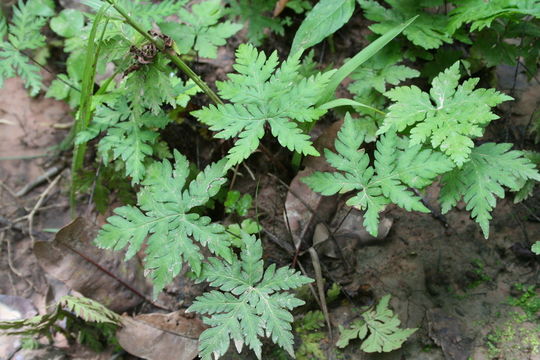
[317,16,417,105]
[70,5,109,210]
[320,98,386,115]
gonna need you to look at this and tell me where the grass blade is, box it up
[70,5,109,210]
[320,98,386,115]
[317,16,417,105]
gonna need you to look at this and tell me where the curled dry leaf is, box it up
[117,311,206,360]
[34,217,151,313]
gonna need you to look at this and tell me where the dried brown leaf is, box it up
[34,217,151,312]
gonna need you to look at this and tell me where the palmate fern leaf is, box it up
[380,62,513,166]
[357,0,452,49]
[158,0,242,59]
[193,44,334,168]
[0,0,54,95]
[440,142,540,238]
[303,114,454,236]
[336,295,416,352]
[95,151,233,296]
[188,234,312,360]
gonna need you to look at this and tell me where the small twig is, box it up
[412,189,448,227]
[7,233,37,293]
[228,163,241,191]
[0,216,26,233]
[261,228,295,255]
[308,248,333,339]
[16,166,64,197]
[60,240,172,312]
[0,180,20,200]
[297,260,323,309]
[28,174,63,246]
[242,163,256,181]
[0,153,50,161]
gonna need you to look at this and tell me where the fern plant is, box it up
[304,113,454,236]
[0,295,120,351]
[158,0,242,59]
[225,0,311,46]
[336,295,417,352]
[380,61,513,166]
[305,63,539,238]
[188,233,312,359]
[357,0,452,50]
[439,143,540,237]
[95,150,233,296]
[193,43,334,167]
[0,0,55,95]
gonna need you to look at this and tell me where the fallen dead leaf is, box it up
[285,168,338,249]
[34,217,151,313]
[116,311,205,360]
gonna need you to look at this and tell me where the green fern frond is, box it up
[0,0,54,95]
[357,0,452,49]
[8,0,53,50]
[448,0,540,34]
[159,0,242,59]
[380,62,513,166]
[226,0,287,45]
[193,44,334,167]
[124,56,180,115]
[336,295,417,352]
[439,142,540,238]
[75,96,170,184]
[60,296,121,324]
[348,44,419,102]
[303,114,454,236]
[188,233,312,360]
[0,295,119,337]
[95,150,232,296]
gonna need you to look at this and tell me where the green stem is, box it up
[104,0,222,105]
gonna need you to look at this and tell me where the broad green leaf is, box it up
[291,0,355,55]
[50,9,85,38]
